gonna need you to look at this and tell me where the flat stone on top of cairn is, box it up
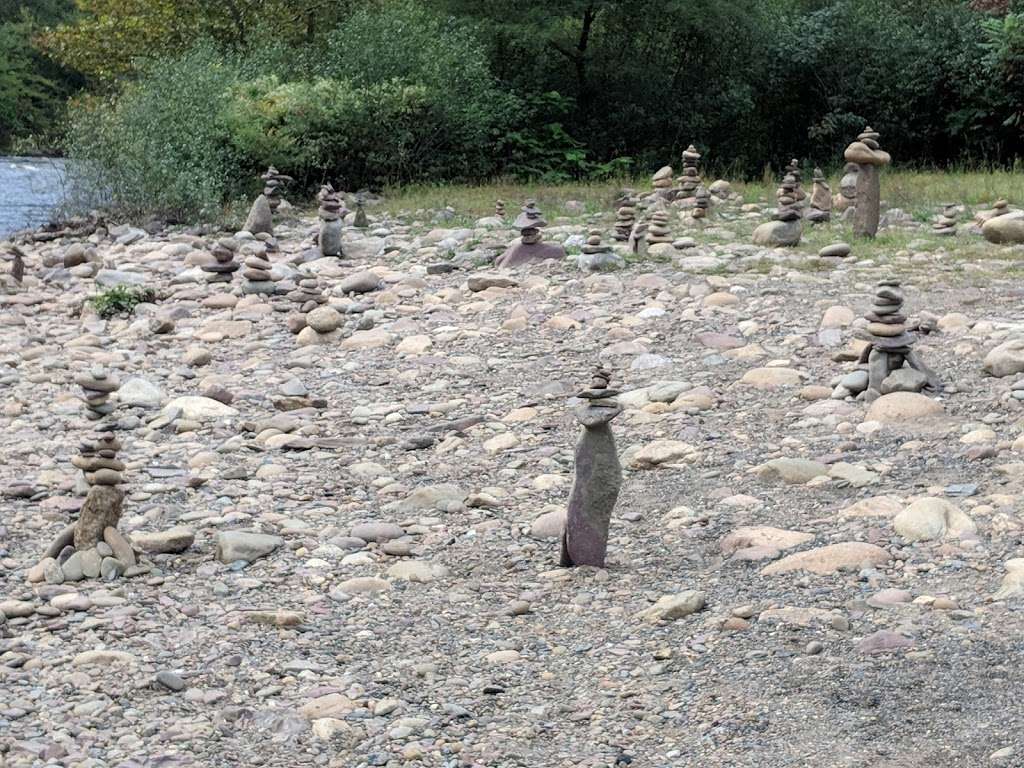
[494,200,566,268]
[844,126,891,238]
[560,366,623,569]
[318,184,347,258]
[676,144,702,201]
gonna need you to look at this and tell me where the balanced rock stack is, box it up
[243,167,292,236]
[494,200,566,268]
[297,303,343,346]
[495,199,506,219]
[286,276,327,314]
[578,229,623,272]
[833,163,859,214]
[318,184,346,258]
[74,431,124,490]
[785,159,806,205]
[844,126,891,238]
[978,199,1024,243]
[201,239,239,284]
[933,204,957,236]
[76,366,121,421]
[560,366,623,569]
[692,185,711,219]
[752,173,802,247]
[652,166,674,199]
[353,197,369,229]
[242,252,279,296]
[613,196,637,241]
[645,209,673,248]
[843,278,942,401]
[676,145,702,200]
[808,168,832,223]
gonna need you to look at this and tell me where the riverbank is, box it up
[1,186,1024,766]
[0,156,68,237]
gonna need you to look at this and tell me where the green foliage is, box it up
[88,284,155,318]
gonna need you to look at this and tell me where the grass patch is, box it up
[88,285,156,318]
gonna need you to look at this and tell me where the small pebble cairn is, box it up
[933,204,958,236]
[76,365,121,421]
[775,174,802,223]
[785,159,806,205]
[242,252,279,296]
[286,276,327,314]
[495,199,506,219]
[613,196,637,241]
[652,165,674,198]
[517,200,546,243]
[318,184,346,257]
[692,185,711,219]
[676,145,702,199]
[201,238,239,284]
[582,229,611,257]
[73,431,124,489]
[262,166,290,214]
[645,209,673,246]
[353,196,369,229]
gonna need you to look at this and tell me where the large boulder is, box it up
[981,210,1024,244]
[893,498,976,542]
[752,219,802,247]
[864,392,942,423]
[983,339,1024,378]
[216,531,283,563]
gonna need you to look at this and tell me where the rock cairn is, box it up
[286,276,327,314]
[785,159,806,205]
[578,229,623,272]
[243,166,292,236]
[933,204,958,236]
[808,167,832,223]
[693,185,711,219]
[652,166,674,198]
[844,127,891,238]
[834,163,859,213]
[495,199,506,219]
[614,196,637,241]
[353,196,369,229]
[676,145,702,200]
[752,173,803,246]
[76,365,121,422]
[560,366,623,569]
[645,209,673,247]
[202,238,239,284]
[318,184,346,257]
[242,252,279,296]
[847,278,942,401]
[494,200,566,268]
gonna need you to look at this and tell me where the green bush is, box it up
[88,285,156,318]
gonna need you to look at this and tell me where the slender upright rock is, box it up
[844,127,891,238]
[560,367,623,569]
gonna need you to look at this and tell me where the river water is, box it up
[0,156,68,238]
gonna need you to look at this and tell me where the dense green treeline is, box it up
[4,0,1024,218]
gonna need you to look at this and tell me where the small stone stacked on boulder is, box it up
[978,199,1024,243]
[317,184,347,258]
[645,209,673,248]
[494,200,567,268]
[652,165,674,199]
[807,168,832,223]
[201,239,239,284]
[244,166,292,236]
[841,278,942,401]
[932,204,957,236]
[495,199,506,219]
[297,304,343,346]
[577,229,624,272]
[676,145,702,200]
[76,366,121,421]
[613,196,637,241]
[833,163,859,214]
[844,126,891,238]
[692,185,711,219]
[752,173,802,247]
[242,251,279,296]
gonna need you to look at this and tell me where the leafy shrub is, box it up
[88,285,156,318]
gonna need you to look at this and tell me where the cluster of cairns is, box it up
[752,171,803,247]
[494,200,566,268]
[244,166,292,236]
[837,278,942,401]
[76,366,120,421]
[844,126,890,238]
[317,184,347,258]
[676,145,702,200]
[202,238,240,284]
[933,204,958,236]
[833,163,859,214]
[808,168,832,223]
[613,196,637,241]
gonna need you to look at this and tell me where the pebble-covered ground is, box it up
[2,191,1024,768]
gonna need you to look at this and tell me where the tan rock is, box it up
[762,542,891,575]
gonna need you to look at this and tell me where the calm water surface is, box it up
[0,156,68,238]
